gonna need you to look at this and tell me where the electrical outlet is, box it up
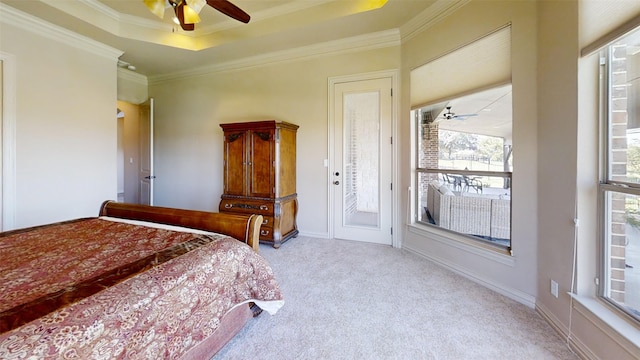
[551,280,559,298]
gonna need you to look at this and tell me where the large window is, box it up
[600,28,640,322]
[415,85,513,249]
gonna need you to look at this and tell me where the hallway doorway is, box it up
[116,100,153,204]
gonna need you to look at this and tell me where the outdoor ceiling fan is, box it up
[143,0,250,31]
[441,106,478,121]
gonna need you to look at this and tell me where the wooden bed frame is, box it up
[99,200,263,252]
[98,200,264,358]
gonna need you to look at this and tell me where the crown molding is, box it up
[80,0,175,33]
[196,0,329,35]
[400,0,470,43]
[33,0,336,51]
[147,0,464,84]
[0,3,123,60]
[81,0,121,20]
[149,28,401,84]
[118,67,149,85]
[78,0,329,37]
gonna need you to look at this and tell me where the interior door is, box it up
[333,77,392,245]
[0,60,3,230]
[139,98,154,205]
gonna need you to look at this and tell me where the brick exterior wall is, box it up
[420,111,440,188]
[418,111,440,221]
[609,44,628,303]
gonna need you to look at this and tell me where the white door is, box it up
[139,98,154,205]
[0,53,16,231]
[332,77,392,245]
[0,60,3,230]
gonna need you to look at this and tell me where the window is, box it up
[415,85,513,249]
[600,28,640,322]
[410,26,512,250]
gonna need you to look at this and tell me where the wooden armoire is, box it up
[218,120,299,248]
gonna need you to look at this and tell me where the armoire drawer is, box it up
[259,216,274,228]
[258,226,274,240]
[219,199,275,216]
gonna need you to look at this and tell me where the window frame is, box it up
[413,93,513,251]
[598,41,640,324]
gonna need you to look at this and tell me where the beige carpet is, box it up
[214,236,578,360]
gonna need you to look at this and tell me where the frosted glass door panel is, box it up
[332,76,391,245]
[343,92,380,228]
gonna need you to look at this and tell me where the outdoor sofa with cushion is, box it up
[426,182,510,240]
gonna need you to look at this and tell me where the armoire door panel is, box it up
[249,130,274,198]
[224,132,247,196]
[278,128,297,197]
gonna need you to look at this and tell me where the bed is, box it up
[0,200,284,359]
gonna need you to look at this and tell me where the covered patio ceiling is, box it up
[419,84,513,141]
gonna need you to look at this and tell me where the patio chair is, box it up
[463,175,483,193]
[443,174,462,191]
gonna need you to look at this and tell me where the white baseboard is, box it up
[297,230,329,239]
[536,302,596,360]
[404,244,536,308]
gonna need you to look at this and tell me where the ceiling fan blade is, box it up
[206,0,251,23]
[175,3,195,31]
[453,114,479,120]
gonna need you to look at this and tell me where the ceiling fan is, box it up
[143,0,250,31]
[441,106,478,121]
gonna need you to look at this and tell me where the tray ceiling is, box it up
[1,0,439,76]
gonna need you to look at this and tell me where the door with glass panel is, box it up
[333,78,392,245]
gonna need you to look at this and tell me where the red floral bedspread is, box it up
[0,218,283,359]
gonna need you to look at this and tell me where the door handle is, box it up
[144,176,156,179]
[333,181,340,185]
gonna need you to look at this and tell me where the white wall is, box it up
[117,68,148,105]
[536,0,580,337]
[399,1,639,358]
[538,2,639,359]
[150,46,400,237]
[3,0,637,357]
[400,1,539,305]
[0,18,121,229]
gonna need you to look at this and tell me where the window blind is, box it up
[580,1,640,57]
[410,26,511,110]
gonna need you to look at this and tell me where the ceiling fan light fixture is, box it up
[143,0,165,19]
[188,0,206,14]
[143,0,250,29]
[182,4,201,24]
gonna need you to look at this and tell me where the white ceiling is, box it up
[0,0,437,77]
[419,84,513,141]
[2,0,511,137]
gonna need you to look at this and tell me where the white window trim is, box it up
[570,294,640,353]
[408,224,514,266]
